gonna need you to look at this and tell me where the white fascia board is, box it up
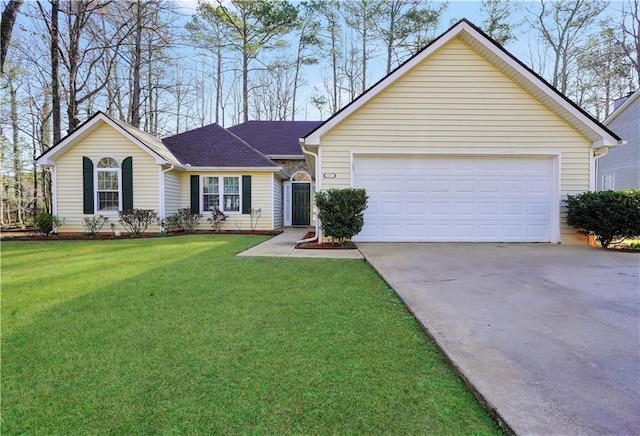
[37,112,173,165]
[180,166,282,172]
[267,154,304,160]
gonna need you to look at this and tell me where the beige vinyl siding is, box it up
[318,37,592,243]
[54,123,161,233]
[163,170,182,217]
[273,175,283,229]
[179,171,275,231]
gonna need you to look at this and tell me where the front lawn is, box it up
[1,235,500,435]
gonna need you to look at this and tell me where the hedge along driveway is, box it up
[1,235,500,435]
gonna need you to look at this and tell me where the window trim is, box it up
[94,157,122,213]
[200,175,242,214]
[602,174,615,191]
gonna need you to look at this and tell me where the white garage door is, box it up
[353,155,553,242]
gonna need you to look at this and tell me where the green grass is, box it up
[1,235,500,435]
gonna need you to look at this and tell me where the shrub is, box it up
[207,208,228,232]
[249,208,262,231]
[566,189,640,248]
[165,208,202,232]
[118,209,159,235]
[82,215,108,236]
[316,188,368,242]
[33,213,63,236]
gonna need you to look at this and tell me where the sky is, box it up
[172,0,628,123]
[8,0,629,128]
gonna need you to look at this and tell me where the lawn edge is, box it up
[360,250,514,436]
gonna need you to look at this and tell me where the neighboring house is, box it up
[36,113,320,233]
[301,19,621,243]
[596,89,640,191]
[37,19,621,242]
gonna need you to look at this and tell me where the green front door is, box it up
[292,183,311,226]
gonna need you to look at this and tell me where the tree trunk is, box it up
[0,0,23,75]
[242,51,249,122]
[9,73,24,227]
[129,0,143,128]
[51,0,61,143]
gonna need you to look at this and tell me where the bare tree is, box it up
[7,67,25,226]
[0,0,23,75]
[343,0,383,94]
[376,0,445,75]
[529,0,607,93]
[186,1,231,125]
[616,0,640,87]
[480,0,518,45]
[310,0,343,113]
[209,0,299,122]
[291,2,322,120]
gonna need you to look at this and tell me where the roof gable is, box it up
[162,123,278,168]
[604,89,640,125]
[36,112,180,165]
[303,19,620,148]
[228,121,322,157]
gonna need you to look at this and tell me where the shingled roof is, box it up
[162,123,277,167]
[228,121,322,157]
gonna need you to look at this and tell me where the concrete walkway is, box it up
[359,243,640,436]
[237,227,363,259]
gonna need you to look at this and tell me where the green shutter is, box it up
[242,175,251,214]
[190,175,200,213]
[82,157,94,214]
[122,156,133,211]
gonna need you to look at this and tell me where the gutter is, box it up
[590,139,626,191]
[297,146,320,244]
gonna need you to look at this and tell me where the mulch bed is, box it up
[295,231,358,250]
[1,229,283,241]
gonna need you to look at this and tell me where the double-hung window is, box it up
[96,157,120,211]
[202,176,240,213]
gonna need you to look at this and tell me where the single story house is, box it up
[37,19,621,243]
[596,89,639,191]
[36,113,321,233]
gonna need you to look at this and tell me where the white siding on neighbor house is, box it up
[54,123,161,233]
[318,37,592,244]
[273,176,284,229]
[179,171,275,231]
[163,170,182,217]
[598,96,640,190]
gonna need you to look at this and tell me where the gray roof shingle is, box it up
[228,121,322,156]
[162,123,277,167]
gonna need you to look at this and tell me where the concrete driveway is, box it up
[358,243,639,435]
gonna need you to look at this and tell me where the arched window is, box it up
[291,171,311,182]
[96,157,120,211]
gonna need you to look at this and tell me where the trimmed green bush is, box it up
[316,188,368,242]
[33,213,62,236]
[566,189,640,248]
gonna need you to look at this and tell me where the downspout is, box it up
[297,146,320,244]
[159,164,174,229]
[590,140,626,191]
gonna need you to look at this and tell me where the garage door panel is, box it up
[353,155,552,242]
